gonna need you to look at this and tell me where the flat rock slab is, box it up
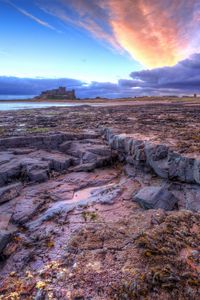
[0,183,22,204]
[133,186,178,211]
[0,133,113,188]
[27,183,121,229]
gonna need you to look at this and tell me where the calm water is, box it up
[0,101,88,111]
[0,95,37,100]
[0,95,90,111]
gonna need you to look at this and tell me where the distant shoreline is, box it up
[0,98,137,105]
[0,96,198,107]
[0,98,111,103]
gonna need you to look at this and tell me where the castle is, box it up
[36,86,76,100]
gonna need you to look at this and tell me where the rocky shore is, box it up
[0,99,200,299]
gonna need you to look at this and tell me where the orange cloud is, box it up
[39,0,200,68]
[107,0,198,68]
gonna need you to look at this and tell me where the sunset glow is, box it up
[1,0,200,96]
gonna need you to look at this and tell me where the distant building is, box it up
[36,86,76,100]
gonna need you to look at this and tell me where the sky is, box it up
[1,0,200,98]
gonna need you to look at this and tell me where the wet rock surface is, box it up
[1,100,200,299]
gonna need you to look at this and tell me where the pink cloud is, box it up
[39,0,200,67]
[107,0,199,67]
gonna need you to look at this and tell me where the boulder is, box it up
[82,152,98,163]
[108,134,119,150]
[95,155,114,167]
[59,141,72,153]
[21,158,50,183]
[145,143,169,178]
[124,164,136,177]
[133,186,178,211]
[113,134,126,152]
[62,142,85,158]
[89,145,112,157]
[124,137,133,154]
[171,183,200,212]
[131,140,146,161]
[0,160,21,187]
[42,153,72,172]
[27,169,49,183]
[168,152,195,183]
[103,127,115,141]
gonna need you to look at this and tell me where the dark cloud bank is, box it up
[1,54,200,99]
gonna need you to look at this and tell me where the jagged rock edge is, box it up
[102,127,200,185]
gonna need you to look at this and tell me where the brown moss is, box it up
[112,211,200,299]
[81,210,98,222]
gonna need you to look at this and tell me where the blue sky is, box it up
[0,0,141,82]
[0,0,200,98]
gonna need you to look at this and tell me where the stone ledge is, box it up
[102,127,200,185]
[0,132,101,151]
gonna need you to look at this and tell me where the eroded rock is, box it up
[28,184,121,229]
[133,186,178,210]
[0,183,22,204]
[0,230,11,254]
[104,128,200,186]
[0,214,16,255]
[145,143,169,178]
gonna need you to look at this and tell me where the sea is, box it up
[0,95,89,111]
